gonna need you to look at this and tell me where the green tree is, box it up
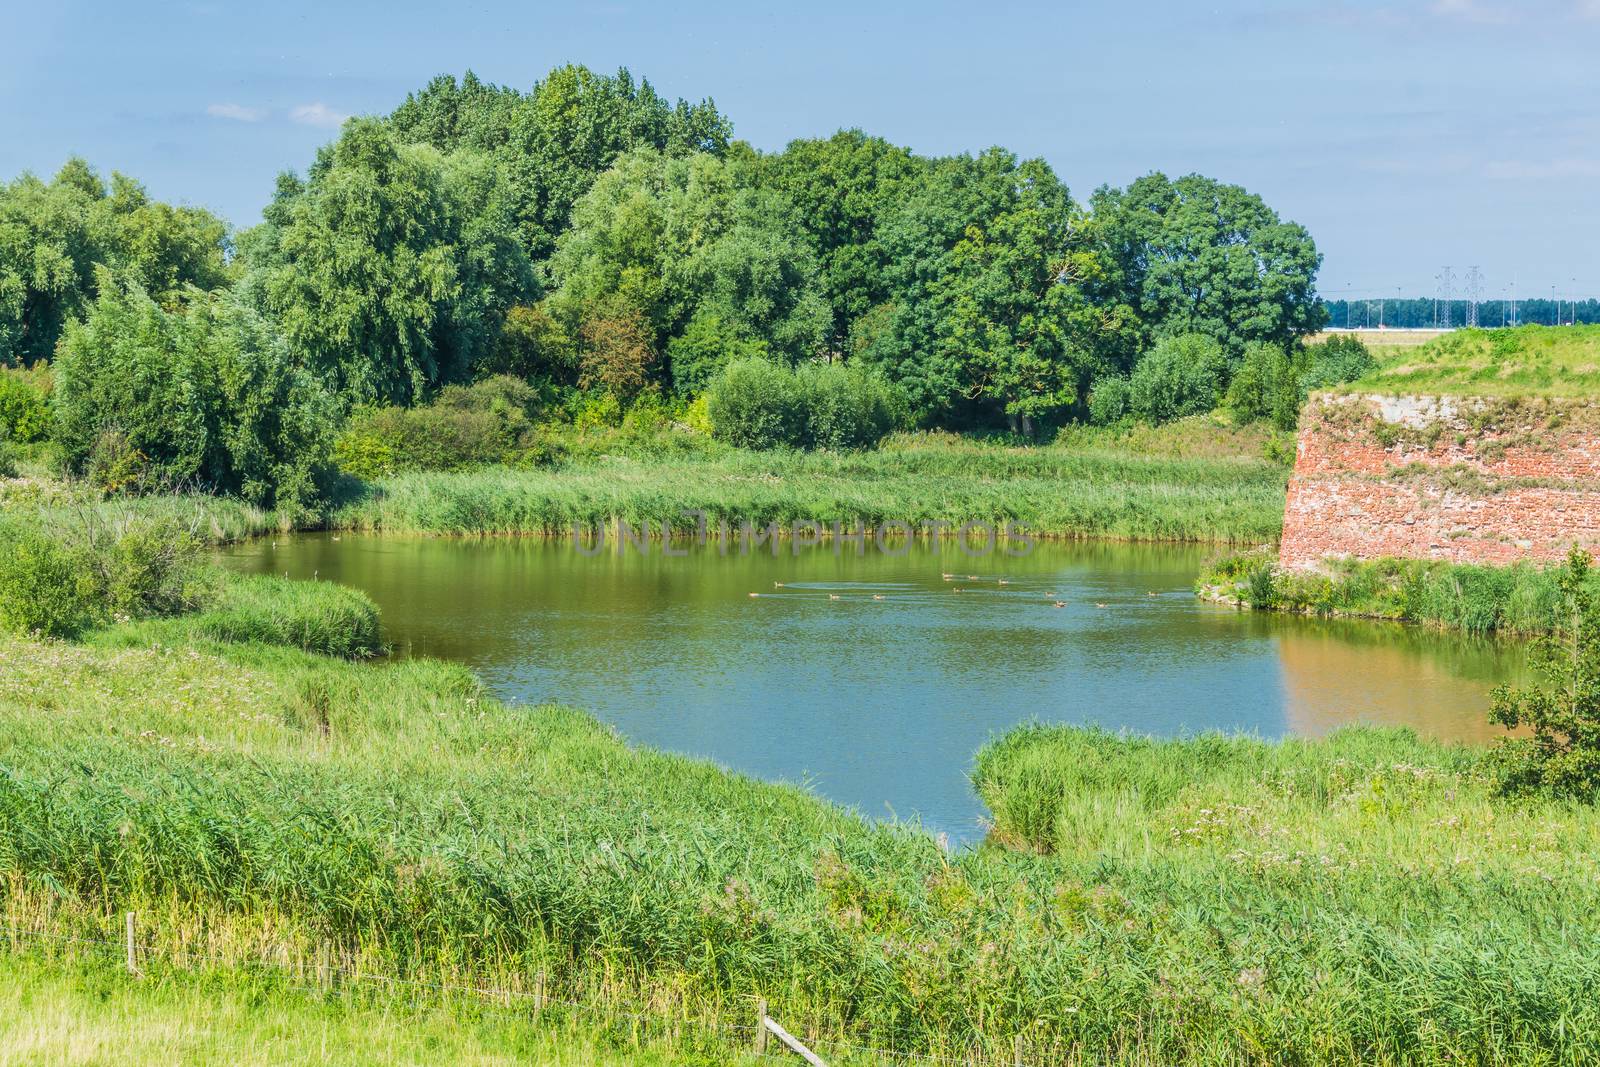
[241,118,534,405]
[856,150,1133,428]
[546,148,827,389]
[754,130,921,349]
[387,66,730,262]
[1490,547,1600,801]
[53,272,336,511]
[1092,172,1325,361]
[0,160,228,366]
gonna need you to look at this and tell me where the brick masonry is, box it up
[1279,393,1600,569]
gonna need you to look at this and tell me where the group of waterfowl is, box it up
[750,575,1163,608]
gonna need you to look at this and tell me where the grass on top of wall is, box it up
[1341,324,1600,397]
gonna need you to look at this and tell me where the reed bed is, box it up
[1199,551,1584,635]
[3,610,1597,1063]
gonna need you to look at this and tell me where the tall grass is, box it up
[332,437,1288,543]
[3,615,1599,1063]
[1199,551,1578,635]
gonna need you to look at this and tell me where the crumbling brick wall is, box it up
[1279,394,1600,569]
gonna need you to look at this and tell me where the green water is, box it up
[225,535,1524,839]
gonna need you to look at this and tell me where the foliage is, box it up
[387,66,731,262]
[577,302,657,402]
[702,358,901,451]
[331,375,555,479]
[1087,375,1131,425]
[0,160,229,367]
[1197,550,1590,635]
[855,150,1135,428]
[0,513,201,638]
[1091,171,1326,361]
[1300,333,1375,391]
[4,630,1600,1063]
[702,358,804,450]
[664,309,768,395]
[1489,547,1600,800]
[1225,342,1305,430]
[477,302,577,383]
[1126,333,1226,424]
[545,148,829,385]
[0,367,50,443]
[241,119,535,405]
[753,130,921,348]
[1342,324,1600,398]
[53,273,336,511]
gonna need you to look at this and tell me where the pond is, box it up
[225,534,1525,840]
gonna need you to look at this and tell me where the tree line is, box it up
[1324,298,1600,330]
[1,64,1332,508]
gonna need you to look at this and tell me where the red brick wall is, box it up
[1279,394,1600,569]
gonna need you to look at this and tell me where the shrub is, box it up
[1087,376,1131,425]
[0,513,201,639]
[479,303,578,384]
[53,273,336,510]
[706,359,901,451]
[0,368,50,443]
[1126,333,1226,424]
[0,431,15,479]
[1490,547,1600,801]
[1226,341,1305,430]
[332,375,554,479]
[705,358,805,449]
[666,311,768,395]
[798,362,903,451]
[1301,334,1376,391]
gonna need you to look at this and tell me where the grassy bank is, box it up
[0,566,1595,1064]
[329,428,1288,543]
[971,723,1600,1062]
[1198,550,1586,635]
[2,421,1291,546]
[1339,323,1600,397]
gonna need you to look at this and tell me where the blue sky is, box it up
[4,0,1598,301]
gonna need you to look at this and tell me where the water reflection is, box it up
[224,535,1523,839]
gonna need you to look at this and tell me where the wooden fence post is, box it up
[755,997,769,1054]
[1013,1032,1024,1066]
[124,911,137,975]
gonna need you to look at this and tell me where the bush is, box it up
[332,376,555,479]
[0,514,201,639]
[706,359,901,451]
[0,432,15,479]
[1126,333,1226,424]
[0,368,50,444]
[798,362,903,451]
[1301,334,1376,391]
[1226,341,1305,430]
[1490,547,1600,801]
[53,273,336,511]
[666,311,769,395]
[705,358,805,449]
[1087,376,1130,425]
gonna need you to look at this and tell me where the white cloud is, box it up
[1486,158,1600,179]
[289,102,349,129]
[206,102,265,122]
